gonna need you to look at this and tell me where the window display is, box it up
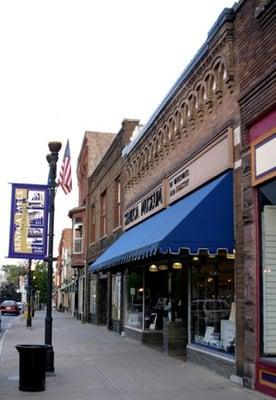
[126,265,185,332]
[190,260,235,354]
[126,269,143,329]
[258,179,276,355]
[144,268,185,330]
[144,270,168,330]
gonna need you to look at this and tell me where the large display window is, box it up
[125,265,185,331]
[126,268,144,329]
[190,259,235,355]
[258,179,276,356]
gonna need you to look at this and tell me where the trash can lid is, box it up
[15,344,51,350]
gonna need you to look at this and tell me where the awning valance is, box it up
[89,171,234,272]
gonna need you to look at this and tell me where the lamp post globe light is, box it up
[45,141,62,373]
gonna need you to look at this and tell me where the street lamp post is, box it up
[45,141,61,373]
[26,259,32,327]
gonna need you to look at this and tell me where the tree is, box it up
[0,281,20,302]
[1,263,27,287]
[32,261,48,304]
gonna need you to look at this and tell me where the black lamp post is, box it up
[45,141,62,373]
[26,259,32,327]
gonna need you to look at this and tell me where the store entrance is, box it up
[97,277,107,325]
[144,269,186,330]
[125,264,188,356]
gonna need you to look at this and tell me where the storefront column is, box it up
[120,272,125,332]
[106,271,112,330]
[83,262,90,322]
[234,161,245,380]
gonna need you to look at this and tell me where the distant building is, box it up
[68,131,116,320]
[55,228,72,313]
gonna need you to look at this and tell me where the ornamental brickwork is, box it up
[123,12,238,209]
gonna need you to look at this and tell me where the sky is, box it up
[0,0,236,270]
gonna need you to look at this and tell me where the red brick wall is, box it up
[87,119,139,263]
[237,0,276,389]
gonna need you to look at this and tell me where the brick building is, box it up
[87,0,276,396]
[237,0,276,395]
[69,131,115,319]
[86,119,140,329]
[90,2,240,377]
[55,228,72,313]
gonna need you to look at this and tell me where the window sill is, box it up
[112,225,122,233]
[100,235,108,241]
[187,343,235,363]
[125,325,143,332]
[259,357,276,366]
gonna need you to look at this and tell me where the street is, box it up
[0,311,272,400]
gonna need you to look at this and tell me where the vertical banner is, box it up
[8,183,49,259]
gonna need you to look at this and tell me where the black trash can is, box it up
[15,344,50,392]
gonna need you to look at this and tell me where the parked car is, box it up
[0,300,20,316]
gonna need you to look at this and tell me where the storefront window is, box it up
[144,269,169,330]
[190,260,235,355]
[111,274,121,321]
[126,266,186,331]
[126,269,143,330]
[259,179,276,356]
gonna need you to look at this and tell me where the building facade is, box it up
[61,0,276,397]
[90,3,241,378]
[237,0,276,395]
[69,131,115,320]
[86,119,140,330]
[55,228,73,313]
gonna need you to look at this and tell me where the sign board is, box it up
[123,130,233,230]
[124,184,164,229]
[8,183,49,259]
[251,130,276,186]
[169,132,233,204]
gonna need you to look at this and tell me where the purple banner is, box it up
[8,183,49,259]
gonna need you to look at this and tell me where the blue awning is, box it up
[90,171,234,272]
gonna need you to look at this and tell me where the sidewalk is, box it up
[0,311,272,400]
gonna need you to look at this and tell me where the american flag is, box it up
[58,140,72,194]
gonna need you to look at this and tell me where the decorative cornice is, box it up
[68,206,86,218]
[123,7,235,158]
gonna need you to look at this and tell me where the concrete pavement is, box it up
[0,311,272,400]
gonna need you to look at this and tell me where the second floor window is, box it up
[114,177,121,228]
[100,190,107,237]
[73,221,83,254]
[90,203,96,243]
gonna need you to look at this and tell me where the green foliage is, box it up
[32,261,48,304]
[1,263,26,286]
[0,261,48,304]
[0,281,20,302]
